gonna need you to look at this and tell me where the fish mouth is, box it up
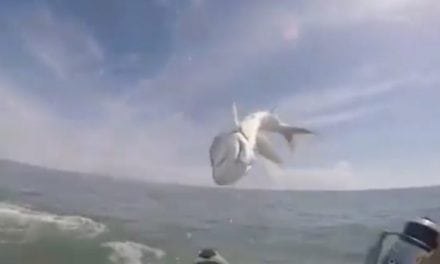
[213,178,232,186]
[212,161,251,186]
[212,172,237,186]
[215,155,228,167]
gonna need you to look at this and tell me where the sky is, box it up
[0,0,439,190]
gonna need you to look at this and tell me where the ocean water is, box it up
[0,160,439,264]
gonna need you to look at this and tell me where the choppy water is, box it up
[0,160,439,264]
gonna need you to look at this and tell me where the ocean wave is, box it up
[0,202,107,242]
[102,241,166,264]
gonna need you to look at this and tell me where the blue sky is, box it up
[0,0,439,189]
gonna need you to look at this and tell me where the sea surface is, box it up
[0,160,439,264]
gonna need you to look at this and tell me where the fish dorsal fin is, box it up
[232,102,239,128]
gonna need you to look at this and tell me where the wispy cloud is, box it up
[301,0,440,26]
[274,75,428,130]
[17,7,104,79]
[0,77,212,183]
[279,79,402,116]
[0,5,221,184]
[0,0,439,190]
[300,105,385,128]
[132,2,301,107]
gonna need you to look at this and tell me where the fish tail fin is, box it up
[278,126,313,150]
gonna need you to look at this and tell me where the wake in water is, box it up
[0,202,107,242]
[103,241,166,264]
[0,203,166,264]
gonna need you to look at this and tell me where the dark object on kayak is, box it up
[198,249,216,259]
[364,217,439,264]
[402,217,438,251]
[195,248,230,264]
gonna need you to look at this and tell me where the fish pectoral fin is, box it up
[256,134,283,164]
[236,133,253,164]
